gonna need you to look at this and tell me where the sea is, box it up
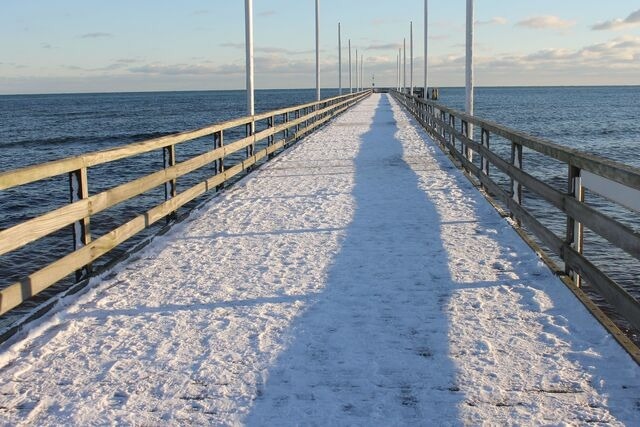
[0,86,639,340]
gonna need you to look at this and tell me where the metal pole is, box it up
[244,0,254,117]
[410,21,413,96]
[424,0,428,96]
[315,0,320,101]
[360,54,363,91]
[338,23,342,95]
[466,0,474,142]
[355,48,358,92]
[349,39,352,93]
[396,52,399,91]
[403,38,406,93]
[398,47,402,92]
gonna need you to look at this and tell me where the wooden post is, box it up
[449,115,456,154]
[461,120,469,166]
[511,142,523,205]
[163,145,177,200]
[214,130,224,190]
[246,121,255,158]
[566,165,584,287]
[267,115,275,159]
[69,167,91,280]
[163,144,177,221]
[481,128,490,177]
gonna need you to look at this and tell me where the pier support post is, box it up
[214,130,225,190]
[69,167,91,280]
[510,142,523,223]
[267,115,275,159]
[481,128,490,179]
[448,115,456,156]
[163,145,177,200]
[163,144,178,221]
[566,165,584,287]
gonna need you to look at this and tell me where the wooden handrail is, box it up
[407,95,640,191]
[392,90,640,336]
[0,90,372,317]
[0,91,369,191]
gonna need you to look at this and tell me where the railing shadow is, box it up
[244,95,462,423]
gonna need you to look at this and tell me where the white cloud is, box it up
[516,16,575,30]
[476,17,507,26]
[80,32,113,39]
[592,9,640,30]
[366,43,402,51]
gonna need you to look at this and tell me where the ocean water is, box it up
[0,86,638,337]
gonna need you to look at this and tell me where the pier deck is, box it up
[0,94,638,425]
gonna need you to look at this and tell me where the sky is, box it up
[0,0,639,94]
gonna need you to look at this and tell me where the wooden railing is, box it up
[393,91,640,336]
[0,90,372,317]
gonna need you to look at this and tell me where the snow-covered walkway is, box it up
[0,94,638,425]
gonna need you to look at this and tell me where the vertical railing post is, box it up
[283,112,290,143]
[267,116,275,159]
[565,165,584,287]
[461,120,469,168]
[163,144,177,221]
[510,141,523,209]
[448,115,456,154]
[163,144,177,200]
[214,130,224,190]
[481,127,490,179]
[69,167,91,280]
[246,120,255,159]
[439,110,446,141]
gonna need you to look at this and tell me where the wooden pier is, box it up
[0,92,639,424]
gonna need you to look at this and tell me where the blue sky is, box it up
[1,0,639,94]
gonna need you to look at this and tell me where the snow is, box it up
[0,93,638,425]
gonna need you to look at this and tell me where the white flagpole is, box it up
[398,47,402,92]
[466,0,474,155]
[244,0,254,117]
[424,0,428,96]
[315,0,320,101]
[338,23,342,95]
[355,48,358,92]
[360,54,363,91]
[410,21,413,96]
[349,39,352,93]
[403,38,406,93]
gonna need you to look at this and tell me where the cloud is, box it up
[592,9,640,30]
[366,43,402,50]
[80,32,113,39]
[41,42,53,49]
[516,16,575,30]
[259,10,276,17]
[129,63,218,76]
[476,17,507,26]
[219,42,315,55]
[220,42,244,49]
[192,10,209,16]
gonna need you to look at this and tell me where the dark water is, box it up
[0,87,638,339]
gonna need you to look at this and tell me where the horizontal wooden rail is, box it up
[392,90,640,335]
[408,97,640,191]
[0,90,372,316]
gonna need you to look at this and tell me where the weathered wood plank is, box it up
[0,91,371,191]
[0,135,255,256]
[0,90,371,315]
[410,95,640,191]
